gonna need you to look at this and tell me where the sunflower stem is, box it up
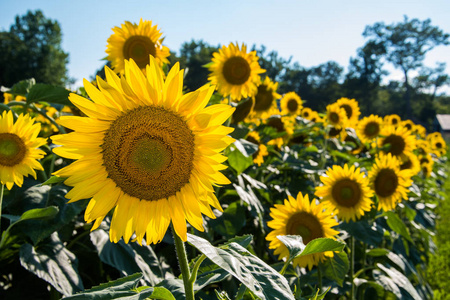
[350,236,355,300]
[317,262,323,291]
[171,225,195,300]
[0,184,4,232]
[189,254,206,287]
[280,259,291,275]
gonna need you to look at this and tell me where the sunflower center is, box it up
[101,106,195,201]
[391,118,399,125]
[420,157,429,165]
[331,179,361,207]
[303,111,310,118]
[266,117,284,133]
[253,85,274,112]
[405,123,412,130]
[222,56,251,85]
[382,134,406,156]
[364,122,380,138]
[436,142,443,149]
[329,112,339,124]
[341,104,352,119]
[374,168,398,198]
[0,133,26,167]
[329,127,342,138]
[287,99,299,113]
[123,36,156,69]
[400,159,412,170]
[286,212,324,244]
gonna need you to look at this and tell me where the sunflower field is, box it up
[0,19,449,300]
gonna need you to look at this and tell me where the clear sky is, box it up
[1,0,450,92]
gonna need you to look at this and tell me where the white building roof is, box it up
[436,114,450,131]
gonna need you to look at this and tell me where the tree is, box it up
[0,10,70,88]
[363,16,449,118]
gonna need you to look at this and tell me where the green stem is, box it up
[280,259,291,275]
[350,236,355,300]
[0,184,4,232]
[317,262,322,291]
[189,255,206,287]
[171,225,195,300]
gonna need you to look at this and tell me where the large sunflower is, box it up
[326,103,347,129]
[0,111,47,190]
[336,97,360,127]
[52,57,235,244]
[357,114,383,144]
[280,92,303,116]
[106,19,170,73]
[266,192,339,270]
[208,42,265,102]
[368,153,413,211]
[378,126,416,158]
[315,164,373,222]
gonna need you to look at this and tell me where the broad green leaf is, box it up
[227,146,253,174]
[322,251,349,287]
[90,225,166,286]
[209,201,246,238]
[297,238,346,257]
[187,234,295,300]
[366,248,389,257]
[26,83,72,106]
[2,78,35,95]
[377,264,421,299]
[234,138,259,156]
[64,273,142,299]
[339,220,384,247]
[41,175,66,185]
[372,269,402,299]
[19,233,83,296]
[380,211,413,243]
[19,206,59,221]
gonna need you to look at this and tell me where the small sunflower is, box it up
[301,107,313,120]
[378,126,416,158]
[421,163,432,178]
[266,192,339,270]
[247,77,281,121]
[336,97,360,126]
[0,111,47,189]
[429,134,447,157]
[280,92,303,116]
[414,124,427,139]
[326,103,347,129]
[106,19,170,73]
[399,152,421,176]
[357,115,383,144]
[383,114,401,127]
[208,42,265,102]
[368,153,413,211]
[416,139,432,156]
[315,164,373,222]
[418,153,434,169]
[401,120,416,133]
[245,131,268,166]
[52,57,235,244]
[327,126,347,141]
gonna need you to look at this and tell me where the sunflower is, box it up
[301,107,313,120]
[208,42,265,102]
[399,152,421,176]
[247,77,281,121]
[246,131,268,166]
[0,111,47,190]
[429,134,447,157]
[418,153,434,169]
[414,124,427,139]
[378,126,416,158]
[315,164,373,222]
[357,115,383,144]
[416,139,432,156]
[401,120,416,133]
[266,192,339,270]
[327,126,347,141]
[421,163,432,178]
[52,57,235,244]
[336,97,360,126]
[106,19,170,73]
[383,114,401,127]
[368,153,413,211]
[326,103,347,129]
[280,92,303,116]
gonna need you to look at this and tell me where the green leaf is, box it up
[19,233,83,296]
[209,201,246,238]
[339,220,384,247]
[380,211,413,243]
[372,269,402,299]
[377,263,421,299]
[1,78,35,95]
[20,206,59,221]
[90,225,166,286]
[322,251,349,287]
[64,273,143,299]
[41,175,66,185]
[309,287,331,300]
[297,238,346,257]
[227,146,253,174]
[26,83,72,106]
[187,234,295,300]
[366,248,390,257]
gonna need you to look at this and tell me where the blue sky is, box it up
[1,0,450,92]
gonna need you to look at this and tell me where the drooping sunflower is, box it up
[106,19,170,73]
[0,111,47,190]
[52,57,235,244]
[208,42,265,102]
[247,77,281,121]
[315,164,374,222]
[399,152,421,176]
[383,114,401,127]
[245,131,268,166]
[325,103,348,129]
[266,192,339,270]
[368,153,413,211]
[378,126,416,158]
[357,114,383,144]
[336,97,360,127]
[280,92,303,116]
[421,163,432,178]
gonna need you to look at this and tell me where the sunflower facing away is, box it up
[336,97,360,127]
[280,92,303,116]
[368,153,413,211]
[208,42,265,102]
[0,111,47,190]
[52,57,235,244]
[106,19,170,73]
[378,125,416,158]
[325,103,348,129]
[357,114,383,144]
[266,192,339,270]
[315,164,374,222]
